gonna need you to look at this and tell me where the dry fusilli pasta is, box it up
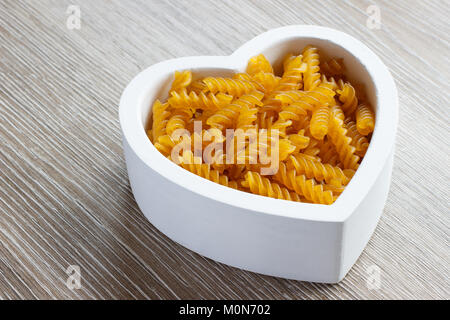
[356,103,375,135]
[302,46,321,91]
[147,46,375,205]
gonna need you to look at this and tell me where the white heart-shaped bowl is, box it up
[119,25,398,283]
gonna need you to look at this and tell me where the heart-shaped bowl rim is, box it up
[120,25,398,223]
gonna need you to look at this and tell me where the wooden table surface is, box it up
[0,0,449,300]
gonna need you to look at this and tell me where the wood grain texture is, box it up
[0,0,449,300]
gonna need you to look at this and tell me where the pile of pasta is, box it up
[148,46,375,205]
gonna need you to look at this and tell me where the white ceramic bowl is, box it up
[119,25,398,283]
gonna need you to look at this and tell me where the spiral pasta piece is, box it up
[168,89,233,111]
[302,45,321,91]
[154,134,178,156]
[187,79,207,93]
[278,138,297,161]
[246,54,274,75]
[310,104,330,140]
[322,179,346,195]
[161,129,222,158]
[337,82,358,115]
[356,103,375,135]
[206,91,264,130]
[203,77,257,96]
[238,132,295,166]
[151,100,171,142]
[331,103,345,121]
[270,92,315,135]
[242,171,301,201]
[275,82,335,112]
[252,72,281,93]
[344,117,369,157]
[273,81,334,138]
[179,151,239,189]
[328,106,360,170]
[259,93,282,115]
[166,114,188,137]
[274,162,335,205]
[274,90,314,109]
[288,129,310,151]
[233,73,265,92]
[277,54,307,91]
[233,72,252,81]
[166,108,193,137]
[276,94,310,124]
[308,82,336,105]
[289,153,352,185]
[170,70,192,93]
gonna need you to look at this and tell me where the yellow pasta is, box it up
[246,54,274,75]
[151,100,170,142]
[242,171,301,201]
[302,138,321,158]
[166,108,192,137]
[236,105,258,131]
[203,77,257,96]
[269,118,292,137]
[233,73,266,92]
[259,92,283,115]
[270,84,334,136]
[147,47,375,206]
[318,139,340,166]
[276,54,307,91]
[179,151,239,189]
[320,75,338,90]
[237,133,295,167]
[274,85,335,113]
[356,103,375,135]
[252,72,281,93]
[288,129,310,151]
[344,117,370,157]
[310,104,330,140]
[278,138,297,161]
[337,81,358,115]
[170,70,192,92]
[274,162,335,205]
[302,45,321,91]
[292,114,311,132]
[328,105,360,170]
[169,89,232,111]
[206,91,264,130]
[322,179,346,195]
[187,79,207,93]
[289,153,353,185]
